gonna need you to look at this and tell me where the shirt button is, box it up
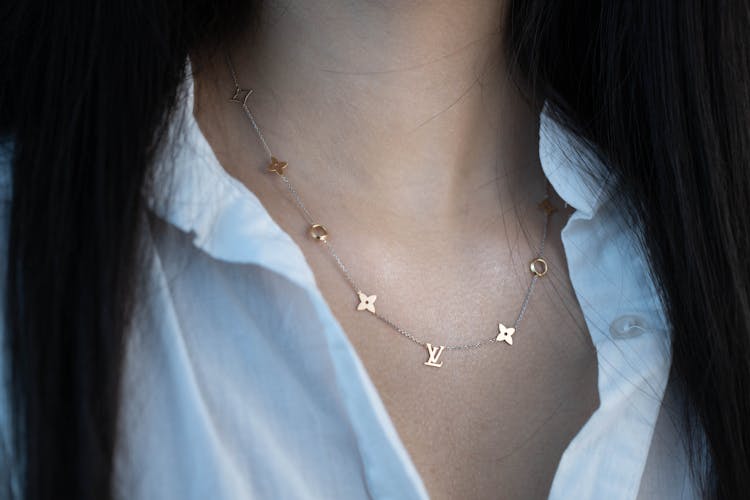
[609,314,649,339]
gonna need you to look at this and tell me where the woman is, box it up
[1,1,748,499]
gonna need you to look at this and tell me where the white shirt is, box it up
[0,72,700,499]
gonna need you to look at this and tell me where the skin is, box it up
[192,1,599,498]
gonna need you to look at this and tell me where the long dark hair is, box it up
[1,1,747,499]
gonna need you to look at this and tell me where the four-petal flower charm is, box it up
[357,291,377,314]
[538,197,558,216]
[496,323,515,345]
[267,157,288,176]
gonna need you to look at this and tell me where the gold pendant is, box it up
[267,157,288,176]
[229,87,253,106]
[356,291,377,314]
[538,197,558,216]
[309,224,329,242]
[424,343,445,368]
[529,257,548,277]
[496,323,515,345]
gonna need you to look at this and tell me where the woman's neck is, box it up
[194,0,546,237]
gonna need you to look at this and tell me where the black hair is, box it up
[1,1,747,498]
[0,1,259,498]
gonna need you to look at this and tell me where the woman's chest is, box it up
[303,229,601,499]
[336,307,599,500]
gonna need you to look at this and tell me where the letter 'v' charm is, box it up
[424,343,446,368]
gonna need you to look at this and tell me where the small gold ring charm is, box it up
[529,257,548,277]
[310,224,329,242]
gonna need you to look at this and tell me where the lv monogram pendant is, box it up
[229,86,253,106]
[424,343,446,368]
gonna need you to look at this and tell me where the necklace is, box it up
[225,56,557,368]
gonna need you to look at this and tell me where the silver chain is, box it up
[226,55,552,351]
